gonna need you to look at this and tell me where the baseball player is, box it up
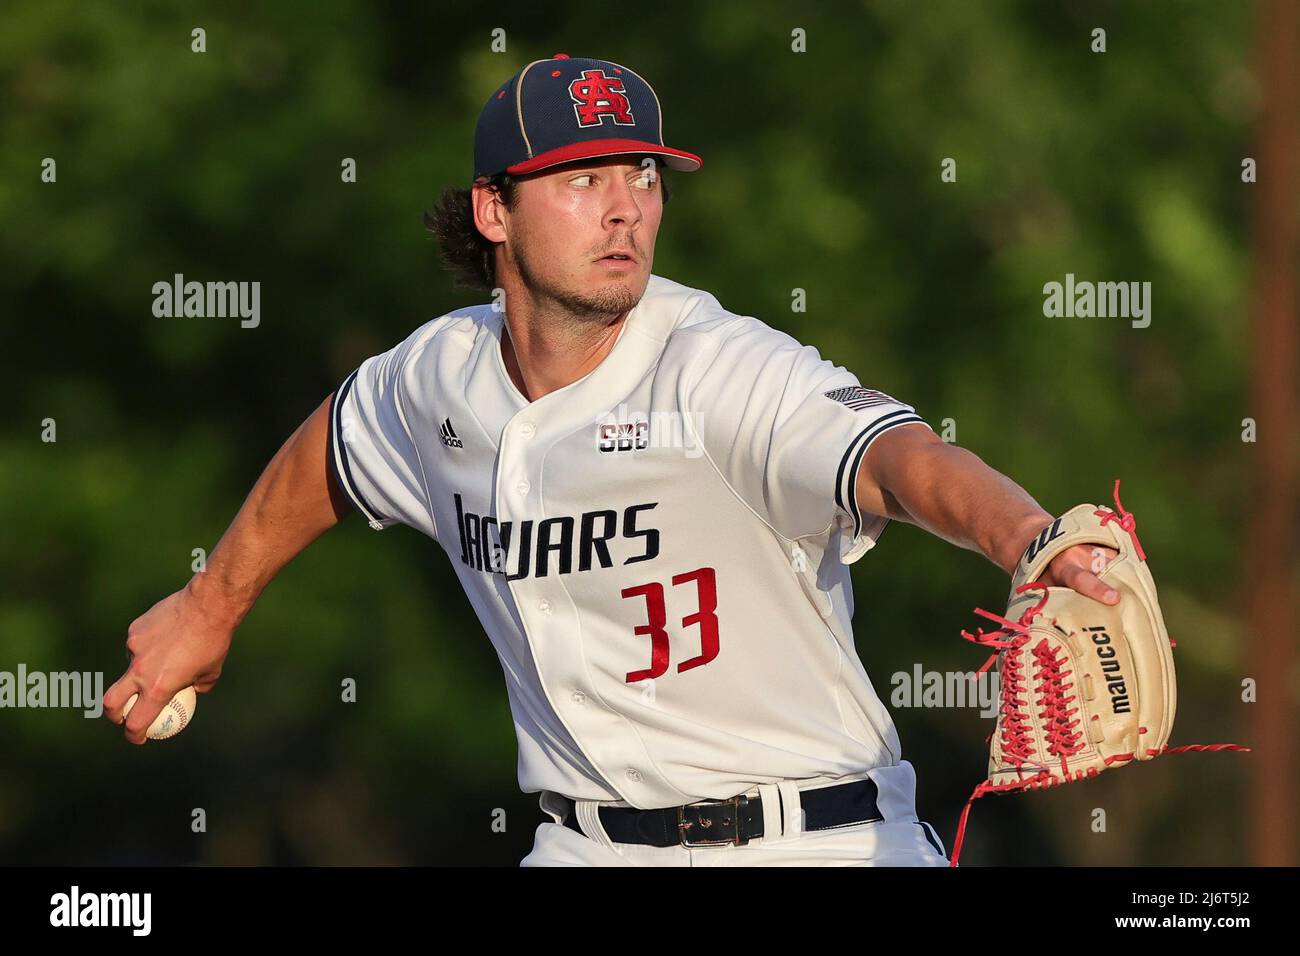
[106,54,1121,866]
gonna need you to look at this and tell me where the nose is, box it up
[603,178,645,231]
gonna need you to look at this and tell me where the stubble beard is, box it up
[511,234,644,323]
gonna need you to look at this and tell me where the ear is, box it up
[472,181,509,244]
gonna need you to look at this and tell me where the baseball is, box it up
[122,686,197,740]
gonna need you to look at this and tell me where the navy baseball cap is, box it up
[472,54,703,181]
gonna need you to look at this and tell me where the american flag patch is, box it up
[823,386,901,410]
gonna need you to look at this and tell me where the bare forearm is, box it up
[189,394,349,626]
[866,431,1054,574]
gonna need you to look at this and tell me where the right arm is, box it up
[105,394,353,744]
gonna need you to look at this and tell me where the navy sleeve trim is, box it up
[329,369,387,529]
[834,410,926,540]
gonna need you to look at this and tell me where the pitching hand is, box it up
[104,581,233,745]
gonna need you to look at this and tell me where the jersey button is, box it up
[571,691,586,705]
[625,769,642,783]
[519,422,535,438]
[515,480,530,495]
[538,599,552,613]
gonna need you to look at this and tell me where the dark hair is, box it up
[424,161,671,293]
[424,172,521,293]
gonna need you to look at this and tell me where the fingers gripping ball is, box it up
[122,686,197,740]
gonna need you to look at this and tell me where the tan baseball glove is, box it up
[948,481,1248,866]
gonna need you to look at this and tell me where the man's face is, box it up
[476,156,664,320]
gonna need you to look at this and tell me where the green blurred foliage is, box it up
[0,0,1258,864]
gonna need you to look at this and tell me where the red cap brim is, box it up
[506,138,703,175]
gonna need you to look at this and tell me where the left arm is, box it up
[856,423,1119,604]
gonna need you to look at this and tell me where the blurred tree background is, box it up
[1,0,1287,865]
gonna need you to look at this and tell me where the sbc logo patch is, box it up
[597,420,649,453]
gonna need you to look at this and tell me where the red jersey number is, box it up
[620,567,719,682]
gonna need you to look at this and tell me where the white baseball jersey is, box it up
[328,273,930,809]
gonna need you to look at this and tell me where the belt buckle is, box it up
[677,795,749,847]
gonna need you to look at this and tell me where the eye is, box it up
[632,171,658,190]
[570,174,595,187]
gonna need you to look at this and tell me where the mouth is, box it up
[595,253,637,271]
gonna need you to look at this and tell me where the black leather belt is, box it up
[558,778,883,848]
